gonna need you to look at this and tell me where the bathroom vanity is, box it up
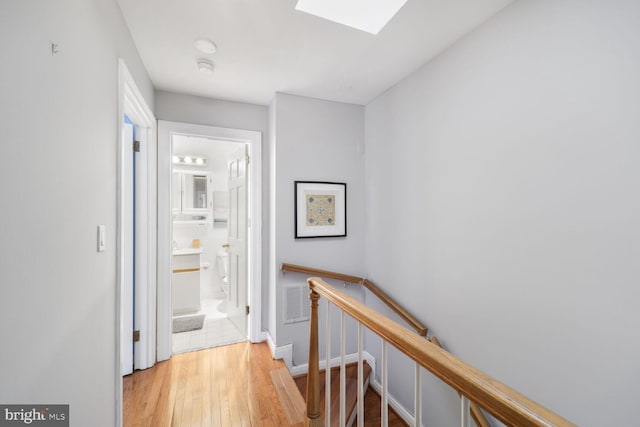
[171,248,203,315]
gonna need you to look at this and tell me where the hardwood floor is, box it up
[358,389,408,427]
[123,342,302,427]
[293,363,407,427]
[124,341,407,427]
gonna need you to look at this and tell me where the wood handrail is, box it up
[307,277,575,427]
[280,263,363,284]
[429,336,490,427]
[362,279,428,336]
[280,263,428,336]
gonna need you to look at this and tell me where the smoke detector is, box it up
[197,59,215,75]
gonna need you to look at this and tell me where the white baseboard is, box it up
[251,330,267,344]
[262,332,377,377]
[369,377,420,427]
[264,331,293,368]
[289,350,376,377]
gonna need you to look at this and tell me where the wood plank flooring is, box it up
[359,389,408,427]
[123,342,302,427]
[270,367,306,424]
[124,341,407,427]
[293,363,407,427]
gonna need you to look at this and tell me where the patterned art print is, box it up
[306,194,335,226]
[295,181,346,238]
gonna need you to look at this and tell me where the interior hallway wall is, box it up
[155,90,271,330]
[269,93,366,365]
[0,0,154,425]
[364,1,640,425]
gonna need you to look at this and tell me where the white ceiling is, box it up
[117,0,513,106]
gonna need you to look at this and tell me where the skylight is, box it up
[295,0,409,35]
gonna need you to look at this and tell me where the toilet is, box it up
[216,249,229,295]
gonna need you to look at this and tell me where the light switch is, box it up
[97,225,106,252]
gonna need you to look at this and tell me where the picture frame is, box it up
[295,181,347,238]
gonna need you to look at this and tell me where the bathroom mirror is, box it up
[183,173,208,211]
[172,170,211,222]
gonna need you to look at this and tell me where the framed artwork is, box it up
[295,181,347,238]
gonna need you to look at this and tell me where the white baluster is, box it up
[414,362,421,427]
[340,310,346,426]
[382,341,388,427]
[325,301,331,427]
[461,396,470,427]
[357,323,364,427]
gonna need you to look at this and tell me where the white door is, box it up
[226,145,248,336]
[121,122,134,376]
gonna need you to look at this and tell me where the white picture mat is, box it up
[296,182,346,237]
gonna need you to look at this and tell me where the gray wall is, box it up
[0,0,153,425]
[364,1,640,425]
[154,90,271,329]
[270,93,366,365]
[155,90,268,133]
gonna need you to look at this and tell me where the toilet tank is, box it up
[216,250,228,278]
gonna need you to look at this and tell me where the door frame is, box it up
[116,59,156,426]
[120,121,134,376]
[157,120,263,361]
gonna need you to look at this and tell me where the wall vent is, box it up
[284,285,311,324]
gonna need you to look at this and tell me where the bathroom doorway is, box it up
[157,121,262,361]
[170,136,247,354]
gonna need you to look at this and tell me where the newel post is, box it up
[306,288,323,427]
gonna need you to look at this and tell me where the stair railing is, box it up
[282,262,477,425]
[304,277,575,427]
[281,263,428,336]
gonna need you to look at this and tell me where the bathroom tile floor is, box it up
[172,297,245,354]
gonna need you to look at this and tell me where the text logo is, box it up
[0,405,68,427]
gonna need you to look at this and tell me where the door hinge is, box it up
[245,155,250,165]
[132,330,140,342]
[133,140,141,152]
[246,305,250,315]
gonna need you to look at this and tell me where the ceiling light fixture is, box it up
[197,59,215,75]
[295,0,408,35]
[194,38,217,54]
[172,156,208,166]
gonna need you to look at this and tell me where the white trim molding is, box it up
[116,58,156,427]
[288,350,376,378]
[369,377,418,427]
[157,121,263,361]
[265,331,293,368]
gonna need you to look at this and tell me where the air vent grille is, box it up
[284,285,311,324]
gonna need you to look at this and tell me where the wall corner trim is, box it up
[369,376,417,426]
[265,331,293,368]
[288,351,376,378]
